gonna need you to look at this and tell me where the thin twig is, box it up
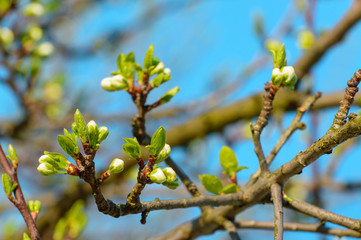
[283,193,361,232]
[0,145,41,240]
[271,183,283,240]
[234,220,361,238]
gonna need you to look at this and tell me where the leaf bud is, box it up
[35,42,54,57]
[0,27,14,46]
[159,86,180,105]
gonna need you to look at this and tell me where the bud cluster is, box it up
[37,152,70,176]
[149,167,180,190]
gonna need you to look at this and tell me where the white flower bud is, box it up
[149,168,166,184]
[282,66,296,83]
[156,144,171,163]
[37,162,57,176]
[150,62,165,76]
[100,75,127,92]
[271,68,283,86]
[163,68,171,75]
[35,42,54,57]
[282,66,297,89]
[162,167,176,183]
[98,126,109,143]
[109,158,124,174]
[23,2,45,17]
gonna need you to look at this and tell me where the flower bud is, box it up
[38,152,68,170]
[150,62,165,76]
[101,75,128,92]
[271,68,283,86]
[37,162,57,176]
[156,144,171,163]
[282,66,297,90]
[23,2,45,17]
[149,168,166,184]
[0,27,14,46]
[163,68,171,75]
[87,120,99,148]
[98,126,109,143]
[109,158,124,174]
[35,42,54,57]
[162,167,176,183]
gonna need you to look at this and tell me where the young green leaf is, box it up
[234,166,248,173]
[117,53,125,72]
[162,178,180,190]
[221,183,240,194]
[23,233,31,240]
[219,146,239,176]
[144,44,154,70]
[199,174,223,195]
[122,138,141,159]
[159,86,180,105]
[73,109,88,142]
[57,135,79,156]
[42,151,68,170]
[2,173,13,196]
[146,126,166,156]
[275,43,286,68]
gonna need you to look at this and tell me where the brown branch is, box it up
[271,183,283,240]
[0,145,41,240]
[155,70,361,239]
[234,220,361,238]
[251,82,279,173]
[333,70,361,127]
[283,193,361,232]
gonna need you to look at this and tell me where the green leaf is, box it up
[150,73,171,88]
[64,128,77,144]
[122,138,141,159]
[57,135,79,156]
[159,86,180,105]
[23,233,31,240]
[125,52,135,62]
[199,174,223,195]
[117,53,125,72]
[2,173,13,196]
[275,43,286,68]
[221,183,240,194]
[219,146,238,175]
[144,44,154,70]
[73,109,88,142]
[146,126,166,156]
[43,151,68,170]
[234,166,248,173]
[162,178,180,190]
